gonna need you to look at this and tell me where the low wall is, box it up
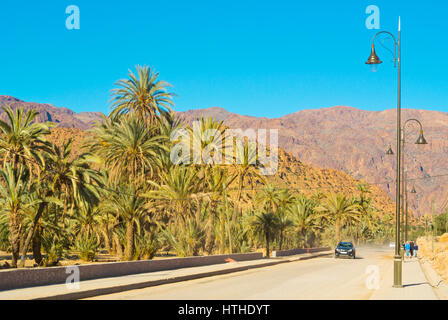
[0,252,262,291]
[272,247,331,257]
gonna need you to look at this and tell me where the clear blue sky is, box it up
[1,0,447,117]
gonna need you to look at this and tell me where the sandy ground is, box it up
[417,234,448,283]
[88,246,396,300]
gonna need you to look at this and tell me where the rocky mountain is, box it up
[0,96,104,129]
[179,106,448,216]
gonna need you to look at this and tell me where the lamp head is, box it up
[415,130,428,145]
[365,45,383,65]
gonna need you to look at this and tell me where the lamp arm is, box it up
[372,31,398,67]
[403,118,424,133]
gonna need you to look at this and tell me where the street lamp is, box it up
[387,119,427,245]
[367,19,403,288]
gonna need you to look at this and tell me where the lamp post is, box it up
[387,119,427,243]
[366,19,402,287]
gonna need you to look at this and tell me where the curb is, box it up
[36,251,332,300]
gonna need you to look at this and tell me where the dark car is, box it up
[334,241,356,259]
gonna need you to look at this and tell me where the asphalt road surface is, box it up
[89,246,395,300]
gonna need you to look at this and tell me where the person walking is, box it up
[410,241,414,258]
[405,241,410,259]
[414,243,419,258]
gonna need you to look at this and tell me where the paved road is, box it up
[89,246,397,300]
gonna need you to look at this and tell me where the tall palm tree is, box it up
[89,114,168,185]
[315,193,361,244]
[250,212,280,258]
[288,195,321,247]
[110,65,175,124]
[103,184,148,260]
[203,166,232,253]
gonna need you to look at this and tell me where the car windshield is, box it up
[338,242,353,248]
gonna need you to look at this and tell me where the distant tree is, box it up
[251,212,280,258]
[315,193,361,243]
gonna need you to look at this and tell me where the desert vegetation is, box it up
[0,66,397,268]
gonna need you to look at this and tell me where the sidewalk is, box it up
[0,251,331,300]
[370,257,438,300]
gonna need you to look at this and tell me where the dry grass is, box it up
[417,234,448,283]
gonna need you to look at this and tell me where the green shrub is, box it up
[134,230,161,260]
[73,237,99,262]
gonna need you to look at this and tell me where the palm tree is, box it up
[89,114,168,185]
[315,193,361,244]
[0,106,51,178]
[103,184,148,260]
[250,212,280,258]
[203,166,232,254]
[276,209,293,250]
[232,138,265,201]
[0,164,39,267]
[20,140,102,266]
[288,195,321,247]
[188,117,226,165]
[110,65,175,124]
[255,184,284,214]
[146,165,201,222]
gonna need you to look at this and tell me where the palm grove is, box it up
[0,66,395,268]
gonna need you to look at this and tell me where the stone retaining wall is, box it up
[272,247,331,257]
[0,252,262,291]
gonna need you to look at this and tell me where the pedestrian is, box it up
[414,243,419,258]
[405,241,410,259]
[410,241,414,258]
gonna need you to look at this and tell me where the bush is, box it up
[41,234,66,266]
[135,231,161,260]
[163,218,205,257]
[73,237,99,262]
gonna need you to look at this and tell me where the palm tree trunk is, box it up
[32,225,42,265]
[9,213,21,268]
[20,201,47,267]
[279,230,284,250]
[265,232,270,258]
[335,217,341,243]
[113,233,123,259]
[102,229,112,254]
[205,202,216,254]
[124,219,135,261]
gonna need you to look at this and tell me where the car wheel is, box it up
[353,255,356,259]
[334,254,338,259]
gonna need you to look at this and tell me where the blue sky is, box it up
[0,0,447,117]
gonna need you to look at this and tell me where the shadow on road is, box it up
[403,282,429,288]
